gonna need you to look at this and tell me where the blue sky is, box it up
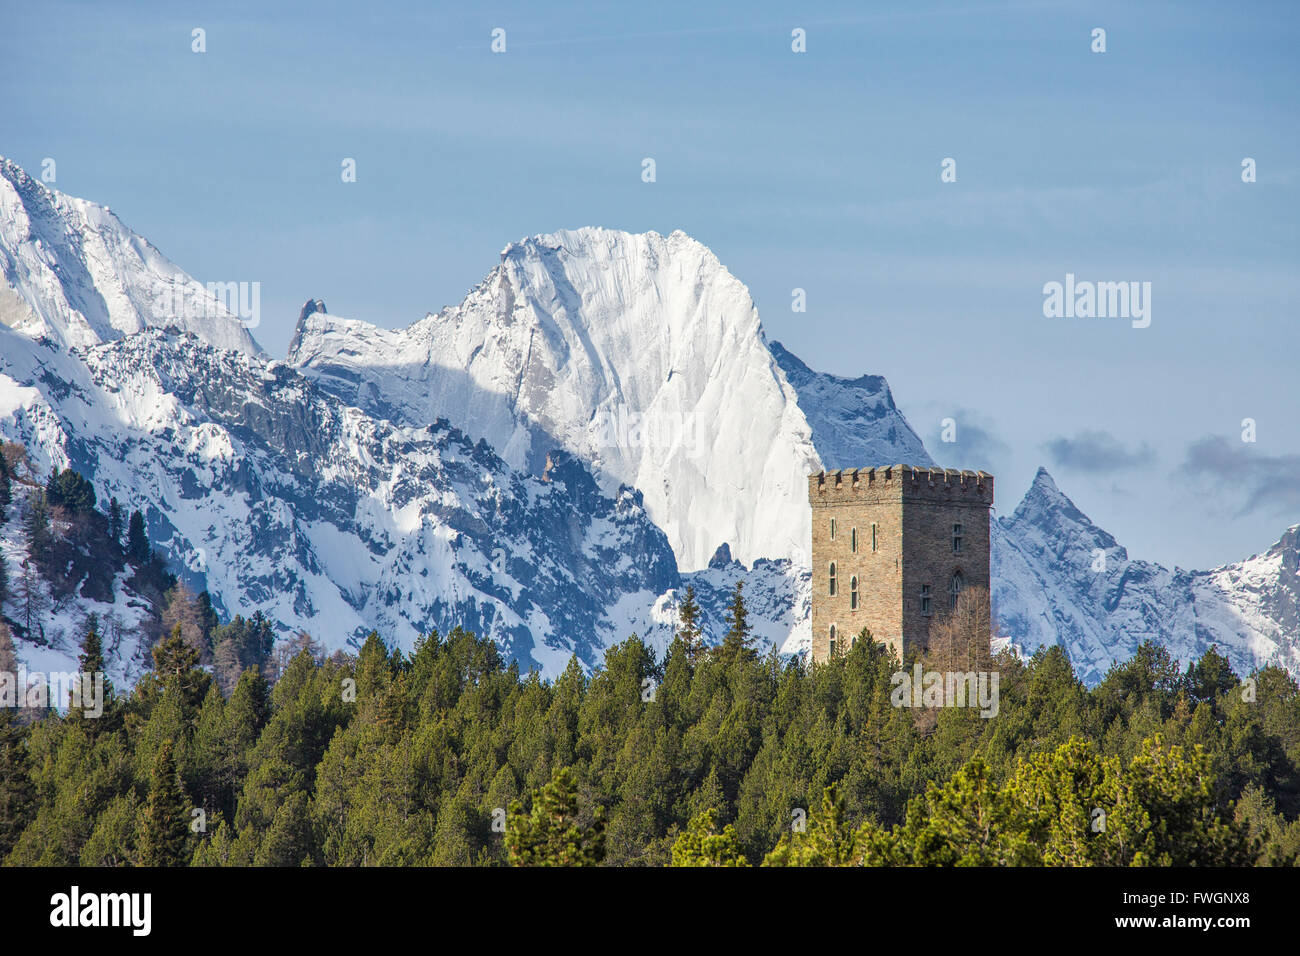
[3,0,1297,570]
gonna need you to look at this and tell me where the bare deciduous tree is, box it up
[924,585,999,674]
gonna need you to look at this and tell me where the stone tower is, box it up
[808,464,993,663]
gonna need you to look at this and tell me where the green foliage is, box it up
[142,623,212,724]
[859,736,1252,867]
[126,510,149,565]
[715,580,756,665]
[0,706,35,859]
[137,739,189,866]
[45,467,96,515]
[0,626,1293,867]
[22,490,52,568]
[506,766,605,866]
[671,807,748,866]
[764,785,871,866]
[676,585,704,664]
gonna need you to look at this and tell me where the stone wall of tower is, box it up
[808,465,993,664]
[808,479,905,662]
[899,485,993,653]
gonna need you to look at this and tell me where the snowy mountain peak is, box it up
[288,225,823,570]
[299,298,327,321]
[769,341,934,471]
[4,163,1296,688]
[287,298,328,358]
[0,156,262,357]
[1008,466,1120,551]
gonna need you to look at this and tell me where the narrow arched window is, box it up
[949,571,964,610]
[829,624,837,658]
[850,575,859,610]
[829,562,837,596]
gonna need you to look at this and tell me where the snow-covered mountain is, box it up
[0,159,1296,686]
[776,362,1300,682]
[286,228,825,572]
[767,342,934,471]
[1,323,696,674]
[0,157,260,356]
[990,469,1300,683]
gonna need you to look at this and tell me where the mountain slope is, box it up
[991,468,1300,683]
[0,324,684,674]
[0,157,260,356]
[772,355,1300,682]
[768,341,934,470]
[0,160,1295,686]
[286,227,822,571]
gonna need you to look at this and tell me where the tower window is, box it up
[920,584,932,616]
[829,624,837,658]
[850,576,859,610]
[851,527,857,553]
[829,562,837,596]
[871,523,878,552]
[952,523,964,554]
[949,572,964,609]
[830,518,836,540]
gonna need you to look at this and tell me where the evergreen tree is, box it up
[671,808,749,866]
[137,739,190,866]
[0,623,34,859]
[506,766,605,866]
[15,559,44,640]
[195,591,219,649]
[146,623,211,726]
[879,757,1035,866]
[676,585,704,664]
[69,620,116,731]
[80,794,139,866]
[0,705,34,860]
[0,551,7,613]
[79,617,106,676]
[45,468,96,514]
[0,614,1285,869]
[716,580,756,663]
[126,510,149,565]
[107,497,123,546]
[22,490,52,568]
[764,785,870,866]
[0,441,10,522]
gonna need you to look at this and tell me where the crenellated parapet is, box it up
[809,464,993,506]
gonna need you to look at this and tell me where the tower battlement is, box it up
[809,464,993,506]
[808,463,994,664]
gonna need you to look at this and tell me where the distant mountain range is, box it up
[1,156,1295,684]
